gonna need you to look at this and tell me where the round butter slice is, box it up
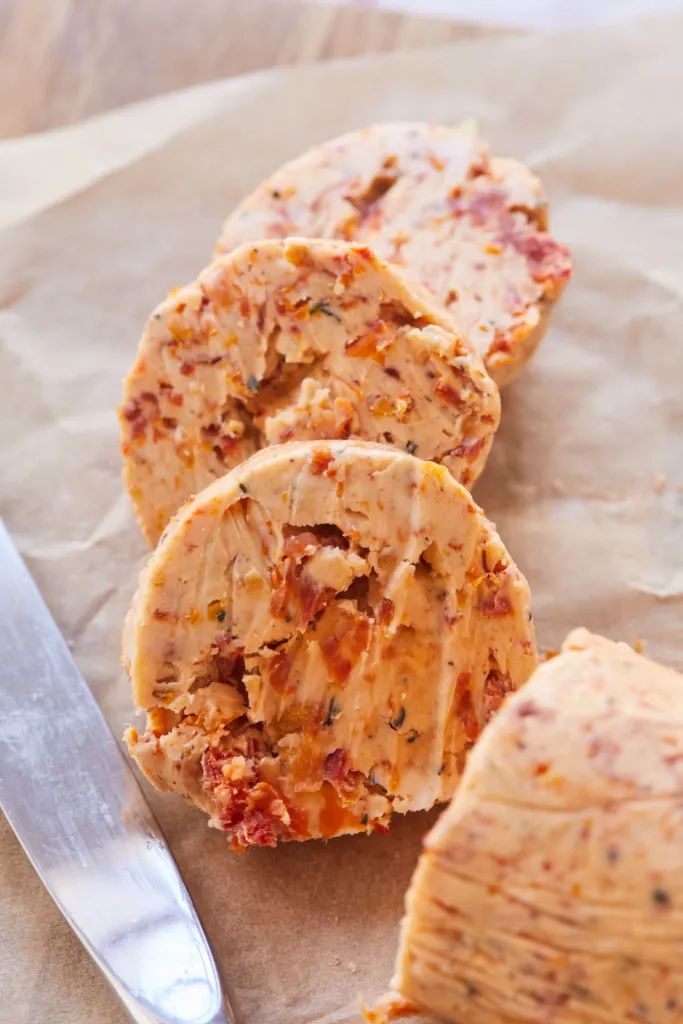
[123,440,537,851]
[217,121,572,387]
[120,237,500,545]
[386,629,683,1024]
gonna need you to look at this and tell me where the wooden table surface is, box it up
[0,0,498,139]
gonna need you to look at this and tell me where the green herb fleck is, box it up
[324,696,342,727]
[406,729,420,744]
[405,440,418,455]
[310,300,341,322]
[246,375,260,392]
[216,609,226,622]
[239,482,249,494]
[390,707,406,731]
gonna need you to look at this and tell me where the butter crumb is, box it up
[652,473,668,494]
[634,638,646,653]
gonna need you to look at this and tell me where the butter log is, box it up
[217,121,572,387]
[377,629,683,1024]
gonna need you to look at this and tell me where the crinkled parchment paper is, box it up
[1,14,682,1024]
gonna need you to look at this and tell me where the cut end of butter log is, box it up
[123,440,537,851]
[120,236,500,545]
[375,629,683,1024]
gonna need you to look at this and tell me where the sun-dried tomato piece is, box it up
[309,448,334,475]
[324,748,350,786]
[320,611,371,684]
[482,669,514,721]
[298,573,329,625]
[201,747,229,789]
[454,671,479,743]
[268,650,292,695]
[435,379,465,408]
[345,319,391,363]
[445,436,486,461]
[345,171,399,220]
[283,531,320,560]
[378,597,394,625]
[515,233,573,283]
[480,590,513,617]
[238,809,278,847]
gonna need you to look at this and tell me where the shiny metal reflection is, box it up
[0,521,235,1024]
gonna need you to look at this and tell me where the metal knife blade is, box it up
[0,521,236,1024]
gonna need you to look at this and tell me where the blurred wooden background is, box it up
[0,0,493,138]
[3,0,677,139]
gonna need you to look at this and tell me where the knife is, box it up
[0,521,236,1024]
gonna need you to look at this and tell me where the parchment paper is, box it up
[2,14,683,1024]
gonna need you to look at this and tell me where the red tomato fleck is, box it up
[283,532,320,560]
[321,614,370,684]
[201,747,229,788]
[483,669,514,721]
[507,232,573,284]
[435,379,464,407]
[446,436,486,461]
[480,590,513,617]
[239,809,277,847]
[323,748,349,786]
[372,822,391,836]
[268,651,292,695]
[378,597,394,625]
[454,671,479,742]
[310,448,334,476]
[122,402,141,421]
[345,320,390,363]
[297,573,329,626]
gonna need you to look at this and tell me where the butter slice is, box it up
[120,237,500,544]
[217,121,572,387]
[123,440,537,851]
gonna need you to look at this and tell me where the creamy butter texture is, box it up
[380,629,683,1024]
[124,441,537,850]
[120,237,500,544]
[217,121,572,385]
